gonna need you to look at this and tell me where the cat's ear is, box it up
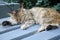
[8,11,16,15]
[19,3,24,11]
[19,3,24,12]
[8,11,12,15]
[12,11,16,14]
[20,3,24,8]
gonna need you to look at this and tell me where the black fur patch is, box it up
[2,21,12,26]
[46,25,58,31]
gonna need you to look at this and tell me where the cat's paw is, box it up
[20,25,28,30]
[35,29,45,34]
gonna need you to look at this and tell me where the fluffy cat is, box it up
[7,5,60,33]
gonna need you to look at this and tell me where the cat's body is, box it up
[8,7,60,33]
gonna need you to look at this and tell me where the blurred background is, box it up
[0,0,60,18]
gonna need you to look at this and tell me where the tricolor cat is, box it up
[6,5,60,33]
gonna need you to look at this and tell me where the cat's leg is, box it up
[20,20,35,30]
[36,23,59,33]
[36,24,48,33]
[36,18,48,33]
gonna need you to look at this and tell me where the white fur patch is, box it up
[8,17,18,25]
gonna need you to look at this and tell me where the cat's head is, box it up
[8,3,26,24]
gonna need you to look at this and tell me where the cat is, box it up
[7,5,60,33]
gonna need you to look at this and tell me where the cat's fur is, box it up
[8,6,60,33]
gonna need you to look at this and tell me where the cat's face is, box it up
[8,9,26,23]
